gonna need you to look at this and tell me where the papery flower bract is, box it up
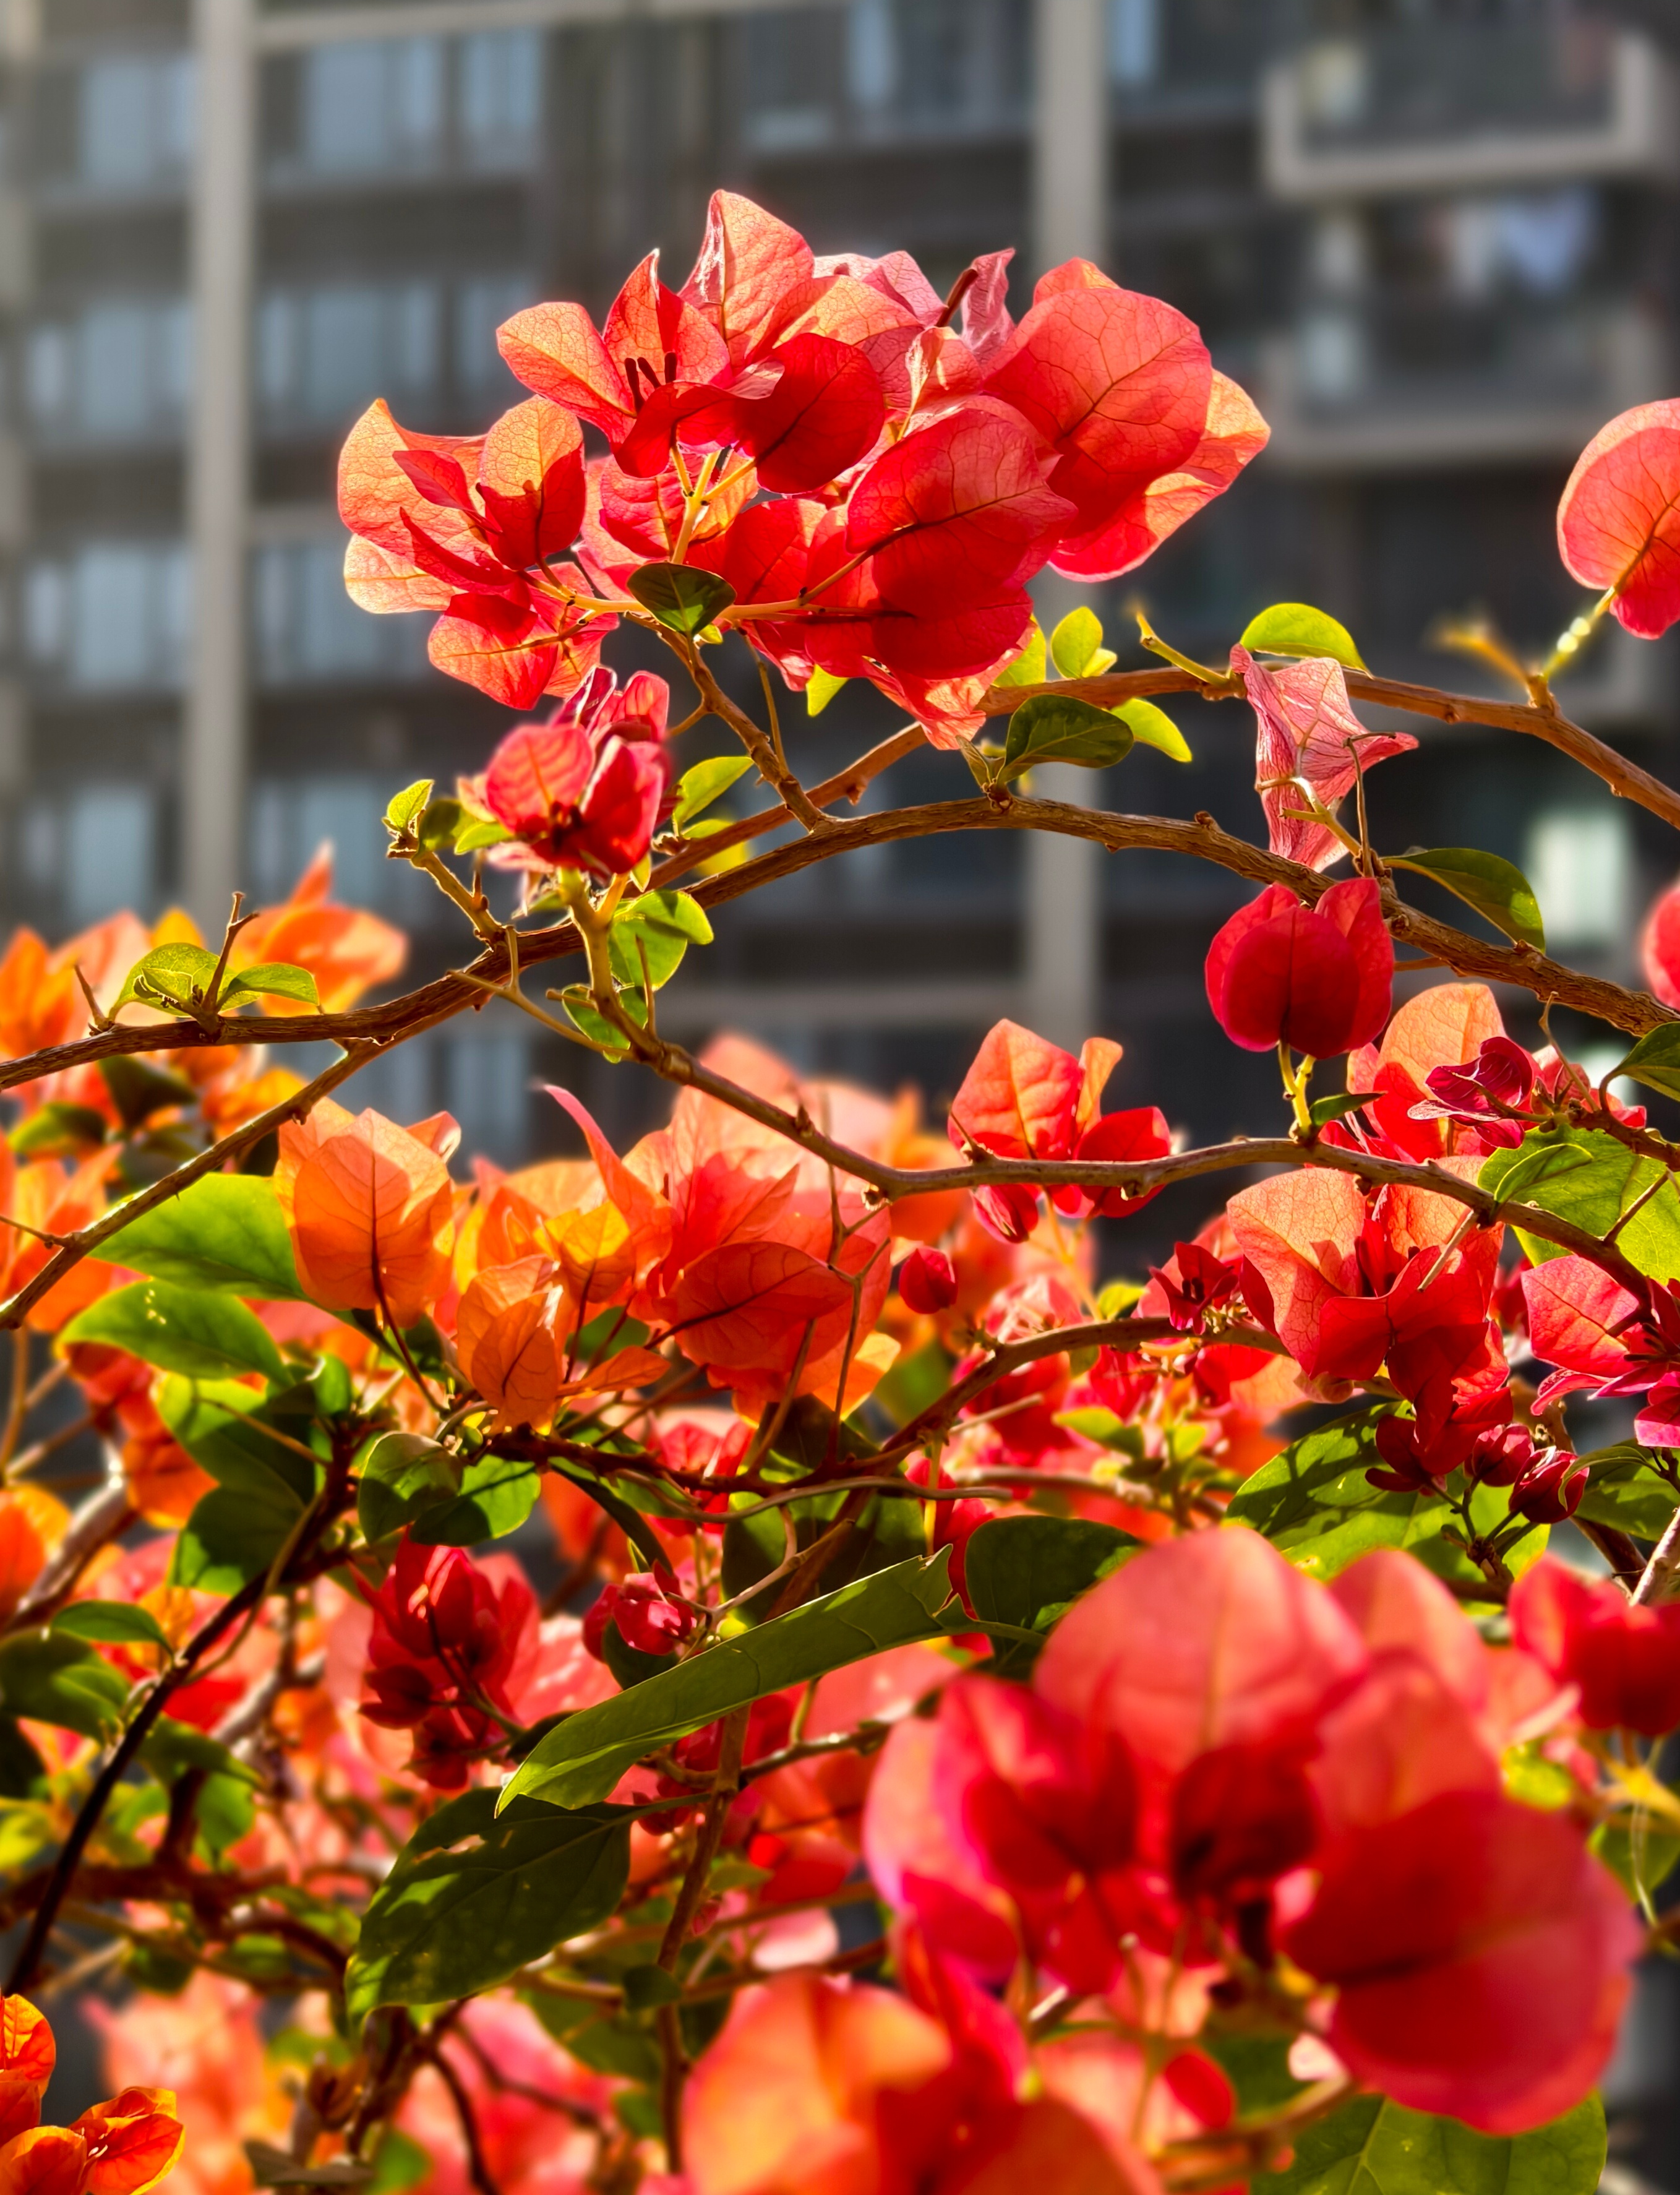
[0,2001,53,2149]
[1558,397,1680,637]
[274,1101,459,1329]
[1407,1035,1537,1151]
[1236,647,1415,874]
[1511,1558,1680,1733]
[1204,879,1392,1057]
[1642,875,1680,1008]
[899,1245,958,1315]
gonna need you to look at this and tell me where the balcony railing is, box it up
[1259,299,1668,470]
[1264,23,1679,199]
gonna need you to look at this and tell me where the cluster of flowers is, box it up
[6,200,1680,2195]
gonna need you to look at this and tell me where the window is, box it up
[27,298,192,440]
[22,785,158,929]
[301,38,445,174]
[251,538,429,685]
[1110,0,1160,85]
[456,274,529,395]
[79,54,195,187]
[458,32,542,167]
[257,281,440,424]
[26,543,189,689]
[1525,807,1631,951]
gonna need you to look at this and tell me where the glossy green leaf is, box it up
[222,963,320,1009]
[158,1376,319,1506]
[673,757,753,833]
[1610,1023,1680,1106]
[1481,1127,1680,1280]
[98,1175,303,1299]
[1252,2092,1603,2195]
[51,1602,170,1653]
[503,1551,954,1810]
[804,666,849,716]
[627,562,736,638]
[384,779,434,835]
[141,1715,260,1789]
[1574,1443,1679,1540]
[9,1102,108,1158]
[0,1631,131,1740]
[417,798,464,852]
[1310,1090,1382,1128]
[1116,697,1191,761]
[1227,1411,1544,1590]
[1592,1813,1680,1902]
[110,943,222,1016]
[65,1281,285,1385]
[345,1789,631,2024]
[1238,601,1366,671]
[1050,606,1116,680]
[964,1516,1135,1673]
[1389,847,1545,951]
[992,619,1046,690]
[608,890,714,994]
[171,1479,306,1594]
[998,694,1133,784]
[409,1457,542,1547]
[455,815,516,853]
[356,1433,456,1543]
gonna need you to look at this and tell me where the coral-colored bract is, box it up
[6,199,1680,2195]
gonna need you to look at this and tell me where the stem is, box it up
[656,1704,750,2171]
[0,1330,28,1473]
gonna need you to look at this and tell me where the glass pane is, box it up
[64,786,155,926]
[79,304,152,434]
[303,43,388,173]
[72,545,151,686]
[81,60,155,186]
[304,288,383,418]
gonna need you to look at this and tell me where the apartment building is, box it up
[0,0,1674,1183]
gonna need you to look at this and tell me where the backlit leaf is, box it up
[627,562,736,638]
[1481,1126,1680,1279]
[111,944,222,1016]
[1252,2092,1602,2195]
[502,1552,954,1810]
[384,779,433,835]
[65,1281,285,1385]
[804,667,849,716]
[1050,606,1116,679]
[222,963,320,1009]
[673,757,753,833]
[608,890,714,994]
[1611,1023,1680,1106]
[51,1602,170,1653]
[1238,601,1366,670]
[1390,847,1545,951]
[1116,696,1191,761]
[98,1175,304,1299]
[991,618,1046,690]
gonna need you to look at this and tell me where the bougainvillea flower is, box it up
[899,1245,958,1315]
[1285,1789,1638,2133]
[274,1101,458,1329]
[1405,1034,1537,1150]
[1345,983,1509,1162]
[1236,647,1415,874]
[466,715,665,878]
[1147,1242,1241,1333]
[0,2087,185,2195]
[361,1536,533,1789]
[1205,878,1393,1057]
[0,2001,54,2148]
[1641,876,1680,1007]
[1519,1256,1680,1442]
[225,846,405,1017]
[1558,397,1680,637]
[1511,1559,1680,1732]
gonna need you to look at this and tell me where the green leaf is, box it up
[110,943,222,1016]
[9,1102,108,1158]
[1050,606,1116,680]
[409,1457,542,1547]
[963,1516,1135,1673]
[1116,697,1191,762]
[805,667,849,716]
[222,963,320,1009]
[356,1433,457,1543]
[64,1281,285,1385]
[503,1552,954,1810]
[1310,1090,1382,1127]
[157,1376,319,1506]
[1610,1023,1680,1107]
[1237,601,1366,671]
[1592,1813,1680,1902]
[673,757,753,834]
[998,694,1133,784]
[99,1057,197,1132]
[1389,848,1545,951]
[627,563,736,638]
[1480,1127,1680,1280]
[417,798,464,851]
[1227,1411,1544,1590]
[0,1631,131,1740]
[345,1792,631,2024]
[992,617,1047,690]
[1252,2092,1603,2195]
[51,1602,170,1653]
[608,890,714,994]
[1573,1443,1679,1540]
[141,1715,260,1789]
[385,779,434,835]
[172,1479,306,1593]
[453,816,515,853]
[97,1175,303,1299]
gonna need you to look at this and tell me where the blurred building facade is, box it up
[0,0,1676,1171]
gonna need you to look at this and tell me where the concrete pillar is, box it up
[1024,0,1109,1051]
[184,0,255,934]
